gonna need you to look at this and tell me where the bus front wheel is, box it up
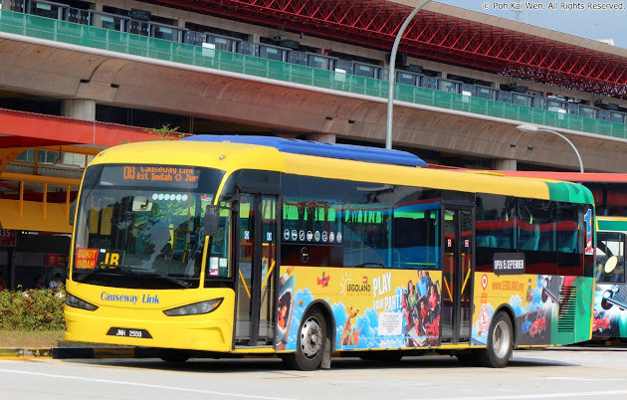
[485,311,514,368]
[283,309,327,371]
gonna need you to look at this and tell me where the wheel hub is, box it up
[300,317,322,359]
[493,320,510,359]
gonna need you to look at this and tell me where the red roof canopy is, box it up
[0,108,160,149]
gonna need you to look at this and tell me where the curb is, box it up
[0,348,53,358]
[53,347,140,359]
[0,347,144,359]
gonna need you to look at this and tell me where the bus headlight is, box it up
[66,293,98,311]
[163,298,223,317]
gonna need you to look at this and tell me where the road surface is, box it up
[2,349,627,399]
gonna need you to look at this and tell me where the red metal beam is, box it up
[0,108,162,149]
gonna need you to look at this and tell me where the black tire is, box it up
[282,309,327,371]
[360,351,402,362]
[160,350,190,363]
[483,311,514,368]
[541,289,548,303]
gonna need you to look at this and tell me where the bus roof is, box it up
[183,135,426,167]
[91,140,594,205]
[597,216,627,232]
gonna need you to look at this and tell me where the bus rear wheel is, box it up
[485,311,514,368]
[283,309,327,371]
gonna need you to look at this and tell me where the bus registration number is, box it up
[106,327,152,339]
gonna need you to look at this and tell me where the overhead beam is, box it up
[0,107,161,149]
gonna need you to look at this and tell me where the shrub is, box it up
[0,289,65,331]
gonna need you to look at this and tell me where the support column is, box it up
[62,99,96,122]
[493,159,517,171]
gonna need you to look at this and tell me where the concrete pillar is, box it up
[63,99,96,122]
[493,159,517,171]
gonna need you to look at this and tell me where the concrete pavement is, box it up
[2,349,627,399]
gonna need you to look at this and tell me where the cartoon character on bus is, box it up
[401,271,441,346]
[341,307,360,346]
[275,269,295,349]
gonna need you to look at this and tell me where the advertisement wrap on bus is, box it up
[491,171,627,342]
[593,217,627,339]
[276,267,442,351]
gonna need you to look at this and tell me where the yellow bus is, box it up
[65,136,595,369]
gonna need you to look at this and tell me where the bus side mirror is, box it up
[203,205,220,235]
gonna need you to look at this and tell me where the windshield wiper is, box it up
[74,268,193,288]
[73,268,122,283]
[125,271,193,288]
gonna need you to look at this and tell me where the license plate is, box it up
[106,327,152,339]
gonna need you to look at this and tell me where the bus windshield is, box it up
[72,164,225,289]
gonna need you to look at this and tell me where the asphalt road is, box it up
[2,349,627,400]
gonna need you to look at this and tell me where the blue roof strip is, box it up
[183,135,426,167]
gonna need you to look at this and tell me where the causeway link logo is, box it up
[100,292,160,304]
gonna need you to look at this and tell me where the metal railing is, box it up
[1,8,626,140]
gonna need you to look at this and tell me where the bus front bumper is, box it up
[64,306,234,353]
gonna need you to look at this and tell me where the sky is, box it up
[439,0,627,49]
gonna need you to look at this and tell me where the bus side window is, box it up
[280,175,441,269]
[475,194,515,272]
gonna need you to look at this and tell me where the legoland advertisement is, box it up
[593,283,627,339]
[275,266,442,351]
[472,273,591,346]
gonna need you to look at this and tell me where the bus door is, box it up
[441,207,474,343]
[235,193,278,346]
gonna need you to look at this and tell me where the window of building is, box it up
[438,80,460,94]
[547,99,567,114]
[258,44,286,61]
[512,93,532,107]
[496,91,513,103]
[38,150,60,164]
[353,63,378,79]
[397,71,417,86]
[420,76,438,89]
[308,55,333,70]
[579,106,597,119]
[15,150,35,163]
[475,86,494,99]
